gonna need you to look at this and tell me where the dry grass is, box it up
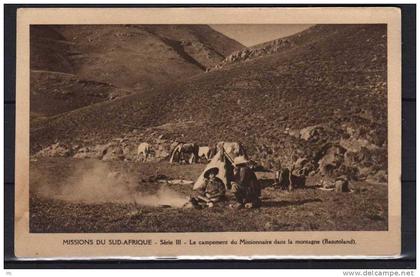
[30,158,387,233]
[30,25,387,174]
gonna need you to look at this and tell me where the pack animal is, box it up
[170,143,199,164]
[137,142,151,162]
[198,145,217,161]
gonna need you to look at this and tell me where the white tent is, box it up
[193,142,246,190]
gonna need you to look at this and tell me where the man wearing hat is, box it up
[230,156,261,209]
[190,167,226,208]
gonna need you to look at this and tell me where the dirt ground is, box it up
[29,158,388,233]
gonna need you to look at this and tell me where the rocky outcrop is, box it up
[300,125,324,142]
[209,38,295,71]
[34,132,180,162]
[317,144,346,176]
[33,143,72,158]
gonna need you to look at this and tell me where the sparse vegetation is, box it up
[30,158,387,232]
[30,24,388,232]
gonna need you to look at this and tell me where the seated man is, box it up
[230,156,261,209]
[190,167,226,208]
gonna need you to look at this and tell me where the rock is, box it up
[73,147,94,159]
[366,170,387,184]
[318,145,346,176]
[374,170,387,183]
[35,143,71,158]
[264,222,274,231]
[122,145,131,155]
[155,147,170,159]
[121,145,135,161]
[358,167,371,180]
[93,143,111,159]
[102,145,124,161]
[300,125,323,141]
[287,129,300,138]
[292,157,315,176]
[321,178,335,189]
[340,138,378,153]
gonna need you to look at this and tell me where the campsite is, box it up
[29,24,388,233]
[30,157,387,233]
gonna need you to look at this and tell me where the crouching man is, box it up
[190,167,226,208]
[230,156,262,209]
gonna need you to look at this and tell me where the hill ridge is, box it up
[31,24,387,181]
[208,25,356,71]
[30,24,244,117]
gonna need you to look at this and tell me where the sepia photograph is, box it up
[14,7,401,258]
[29,22,389,233]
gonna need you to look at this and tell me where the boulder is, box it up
[340,138,378,153]
[300,125,323,141]
[321,178,335,189]
[318,145,346,176]
[102,145,124,161]
[122,145,136,161]
[366,170,387,184]
[286,128,300,139]
[357,167,371,180]
[93,143,111,159]
[154,144,170,159]
[73,147,96,159]
[292,157,315,176]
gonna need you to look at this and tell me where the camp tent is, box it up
[169,143,183,163]
[193,142,247,190]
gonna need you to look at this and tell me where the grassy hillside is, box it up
[30,70,131,118]
[31,24,387,177]
[30,24,244,117]
[31,25,243,90]
[30,159,388,232]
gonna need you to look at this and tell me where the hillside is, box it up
[31,25,243,89]
[30,70,131,118]
[209,24,328,71]
[31,24,387,180]
[30,24,244,117]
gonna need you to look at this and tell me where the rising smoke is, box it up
[32,160,189,208]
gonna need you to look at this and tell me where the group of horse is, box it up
[136,142,217,164]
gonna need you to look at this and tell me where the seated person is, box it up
[230,156,261,209]
[190,167,226,208]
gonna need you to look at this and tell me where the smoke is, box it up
[34,160,189,208]
[133,187,190,208]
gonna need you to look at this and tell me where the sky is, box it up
[210,24,312,47]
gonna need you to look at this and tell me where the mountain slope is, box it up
[31,24,387,174]
[31,25,243,90]
[30,24,244,117]
[30,70,131,118]
[210,24,374,71]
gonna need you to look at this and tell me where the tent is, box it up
[193,142,247,190]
